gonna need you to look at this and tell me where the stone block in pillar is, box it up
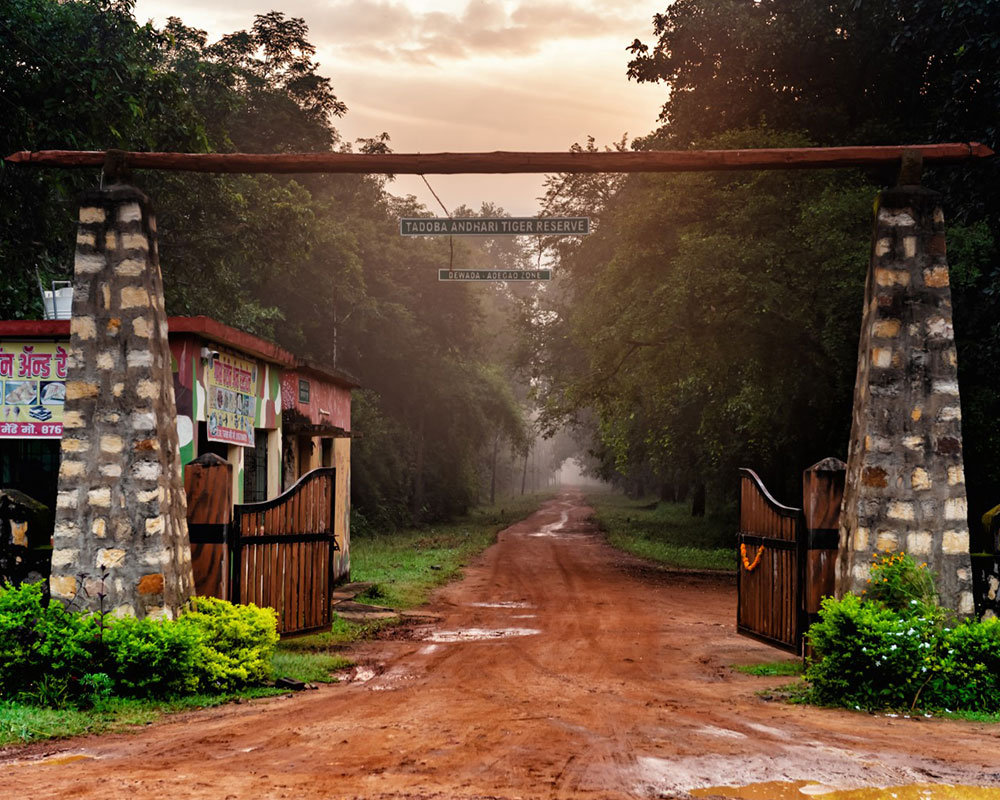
[837,186,973,615]
[49,185,194,619]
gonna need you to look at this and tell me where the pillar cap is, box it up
[806,457,847,473]
[79,184,149,205]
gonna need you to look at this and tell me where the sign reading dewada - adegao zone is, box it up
[439,270,551,282]
[401,217,589,236]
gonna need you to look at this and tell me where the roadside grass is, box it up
[0,493,553,748]
[733,660,804,677]
[0,689,281,747]
[278,615,399,650]
[0,639,353,748]
[587,492,734,572]
[271,651,353,684]
[941,710,1000,723]
[756,680,811,704]
[350,492,555,609]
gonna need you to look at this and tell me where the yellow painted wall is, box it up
[332,437,351,581]
[266,428,281,499]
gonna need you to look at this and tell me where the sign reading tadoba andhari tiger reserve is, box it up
[0,341,68,438]
[400,217,590,236]
[206,351,259,447]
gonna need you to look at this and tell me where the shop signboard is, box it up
[0,341,68,438]
[206,352,259,447]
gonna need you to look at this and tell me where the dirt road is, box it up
[4,492,1000,799]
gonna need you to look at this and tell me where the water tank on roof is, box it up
[41,282,73,320]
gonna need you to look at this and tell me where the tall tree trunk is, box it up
[412,413,426,517]
[520,448,529,495]
[691,482,706,517]
[490,432,499,505]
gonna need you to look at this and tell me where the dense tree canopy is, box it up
[0,0,531,527]
[530,0,1000,525]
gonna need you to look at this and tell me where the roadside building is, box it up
[0,315,356,592]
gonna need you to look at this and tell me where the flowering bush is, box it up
[863,551,937,612]
[806,593,939,709]
[806,552,1000,713]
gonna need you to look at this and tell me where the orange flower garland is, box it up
[740,543,765,571]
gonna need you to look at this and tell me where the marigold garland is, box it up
[740,542,765,571]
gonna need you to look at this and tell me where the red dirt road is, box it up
[4,492,1000,799]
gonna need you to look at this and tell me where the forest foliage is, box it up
[527,0,1000,527]
[0,0,532,527]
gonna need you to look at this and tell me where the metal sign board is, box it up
[438,270,552,282]
[0,341,68,438]
[401,217,589,236]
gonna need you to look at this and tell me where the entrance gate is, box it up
[736,468,804,653]
[231,467,338,634]
[736,460,846,655]
[15,142,983,619]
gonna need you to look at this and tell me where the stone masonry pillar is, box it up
[837,185,974,615]
[49,184,194,619]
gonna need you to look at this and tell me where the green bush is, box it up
[101,616,202,698]
[920,618,1000,711]
[180,596,278,692]
[0,582,97,704]
[0,584,281,706]
[806,593,939,709]
[806,551,1000,713]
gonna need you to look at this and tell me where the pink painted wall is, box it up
[280,371,351,432]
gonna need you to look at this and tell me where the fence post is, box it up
[802,458,846,632]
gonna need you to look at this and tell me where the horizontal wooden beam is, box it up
[4,143,994,175]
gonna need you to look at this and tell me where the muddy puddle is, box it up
[10,753,96,768]
[468,601,533,609]
[425,627,541,643]
[690,782,1000,799]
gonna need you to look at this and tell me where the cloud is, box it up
[310,0,651,64]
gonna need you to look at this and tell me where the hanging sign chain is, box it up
[420,173,453,272]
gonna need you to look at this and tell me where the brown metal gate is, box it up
[736,468,804,654]
[231,467,338,635]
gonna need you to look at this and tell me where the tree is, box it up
[624,0,1000,521]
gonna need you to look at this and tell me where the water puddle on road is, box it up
[425,627,540,643]
[349,666,378,683]
[468,601,533,609]
[691,782,1000,799]
[34,754,95,766]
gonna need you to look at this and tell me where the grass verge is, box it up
[586,492,734,572]
[732,660,804,677]
[350,492,555,609]
[0,634,354,748]
[0,688,283,748]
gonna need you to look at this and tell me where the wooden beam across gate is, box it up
[4,142,994,175]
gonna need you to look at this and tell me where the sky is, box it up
[132,0,668,215]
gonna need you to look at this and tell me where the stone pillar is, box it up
[837,186,973,615]
[49,185,194,619]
